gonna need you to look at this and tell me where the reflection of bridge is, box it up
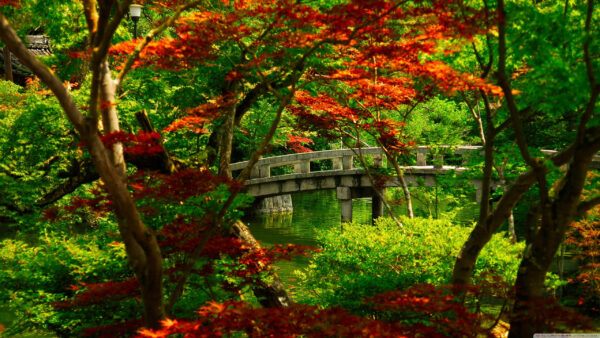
[232,146,600,222]
[231,146,483,222]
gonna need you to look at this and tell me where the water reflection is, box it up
[244,190,381,285]
[244,190,378,247]
[260,212,293,231]
[246,189,411,240]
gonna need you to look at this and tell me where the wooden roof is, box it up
[1,35,53,84]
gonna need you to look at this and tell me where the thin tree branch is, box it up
[576,195,600,218]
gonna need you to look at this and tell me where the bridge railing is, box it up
[230,145,484,179]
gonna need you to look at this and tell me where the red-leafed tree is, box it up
[5,0,585,336]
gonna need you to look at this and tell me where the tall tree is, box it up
[449,0,600,335]
[0,0,203,328]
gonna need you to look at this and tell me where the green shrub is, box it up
[295,217,525,315]
[0,226,135,336]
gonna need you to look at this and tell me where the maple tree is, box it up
[1,0,598,336]
[565,173,600,315]
[446,0,600,336]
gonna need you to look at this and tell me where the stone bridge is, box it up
[231,146,483,222]
[231,146,600,222]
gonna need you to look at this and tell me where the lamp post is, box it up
[129,4,142,39]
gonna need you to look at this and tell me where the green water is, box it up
[244,190,377,246]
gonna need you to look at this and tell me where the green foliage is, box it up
[295,217,525,315]
[405,97,478,145]
[0,222,134,336]
[0,80,85,231]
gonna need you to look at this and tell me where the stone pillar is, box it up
[253,194,293,214]
[341,199,352,223]
[373,154,383,166]
[474,180,483,203]
[250,165,260,178]
[342,155,353,170]
[416,150,427,166]
[260,164,270,178]
[433,154,444,169]
[294,161,310,174]
[333,157,343,170]
[251,164,270,178]
[372,188,384,225]
[337,186,352,223]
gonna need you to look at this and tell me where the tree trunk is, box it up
[452,132,495,287]
[451,224,494,287]
[99,60,126,177]
[452,166,538,286]
[83,133,166,328]
[97,64,167,328]
[217,80,238,178]
[508,222,561,337]
[3,46,12,82]
[218,103,236,179]
[509,140,599,336]
[230,220,293,307]
[0,17,167,329]
[397,170,414,219]
[134,110,178,174]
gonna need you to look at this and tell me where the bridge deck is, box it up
[231,146,600,200]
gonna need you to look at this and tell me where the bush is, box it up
[0,225,135,336]
[295,217,525,315]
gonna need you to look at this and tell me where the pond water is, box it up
[244,190,379,290]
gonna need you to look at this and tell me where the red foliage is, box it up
[128,168,243,202]
[0,0,19,7]
[163,94,237,134]
[54,278,140,308]
[109,10,238,70]
[64,193,112,217]
[291,90,414,153]
[137,301,410,337]
[41,206,61,223]
[137,282,510,337]
[108,0,499,142]
[566,206,600,314]
[52,167,242,224]
[367,284,491,337]
[285,134,314,153]
[82,319,146,338]
[98,131,164,156]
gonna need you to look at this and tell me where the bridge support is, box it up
[372,192,384,224]
[337,186,385,224]
[337,187,353,223]
[252,194,293,214]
